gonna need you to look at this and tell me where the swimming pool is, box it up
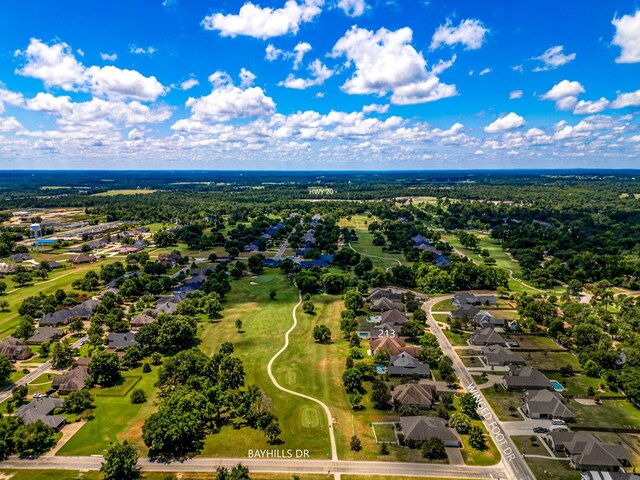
[367,316,381,323]
[357,331,369,339]
[550,380,565,392]
[375,366,387,375]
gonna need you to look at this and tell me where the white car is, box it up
[550,425,569,432]
[551,419,566,425]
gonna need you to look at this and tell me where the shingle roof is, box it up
[400,416,461,445]
[381,309,408,325]
[392,383,437,406]
[503,367,552,390]
[482,345,525,365]
[470,327,507,346]
[107,332,137,349]
[524,389,574,420]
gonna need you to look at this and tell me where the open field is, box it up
[567,399,640,428]
[56,365,160,456]
[459,421,501,466]
[546,373,624,397]
[92,189,157,196]
[512,436,581,480]
[481,386,523,421]
[506,335,564,351]
[521,351,582,372]
[443,329,471,347]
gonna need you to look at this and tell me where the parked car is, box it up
[551,419,566,425]
[550,425,569,432]
[533,427,549,433]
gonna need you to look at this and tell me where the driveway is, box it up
[446,447,464,465]
[501,417,554,436]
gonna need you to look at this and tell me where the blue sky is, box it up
[0,0,639,170]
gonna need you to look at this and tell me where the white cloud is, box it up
[129,45,157,55]
[181,77,199,90]
[612,10,640,63]
[101,53,118,61]
[0,88,25,114]
[332,26,457,105]
[15,39,167,101]
[279,59,333,89]
[431,55,456,75]
[610,89,640,108]
[430,19,489,50]
[265,44,284,61]
[509,90,523,100]
[15,39,85,91]
[573,98,609,115]
[362,103,389,114]
[0,117,23,133]
[533,45,576,71]
[184,73,276,122]
[293,42,312,69]
[337,0,365,17]
[202,0,324,39]
[479,67,491,76]
[239,68,257,88]
[540,80,585,110]
[484,112,525,133]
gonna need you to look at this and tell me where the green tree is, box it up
[69,316,84,335]
[235,319,243,332]
[302,301,315,314]
[459,393,479,418]
[269,290,277,300]
[65,390,94,414]
[350,435,362,451]
[449,413,472,434]
[0,281,6,295]
[130,388,147,404]
[343,289,364,311]
[100,440,139,480]
[13,271,32,287]
[469,426,486,450]
[14,420,55,456]
[370,379,391,410]
[313,325,331,344]
[50,338,74,369]
[89,352,122,387]
[13,318,34,340]
[153,230,177,248]
[421,437,446,459]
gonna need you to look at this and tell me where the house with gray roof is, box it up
[371,297,404,312]
[52,366,89,394]
[0,336,32,360]
[482,345,525,366]
[370,322,401,340]
[107,332,137,350]
[582,472,640,480]
[524,389,574,421]
[388,352,431,378]
[392,383,437,408]
[473,311,506,328]
[367,288,403,303]
[548,432,630,472]
[131,313,155,331]
[470,327,507,346]
[153,301,178,316]
[453,292,497,307]
[400,416,461,447]
[451,304,480,320]
[381,309,408,326]
[15,397,66,430]
[503,367,553,391]
[26,327,64,345]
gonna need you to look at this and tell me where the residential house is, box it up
[503,367,553,391]
[381,309,408,326]
[388,352,431,378]
[370,337,420,357]
[9,253,31,263]
[367,288,404,303]
[39,299,97,327]
[582,472,640,480]
[0,336,32,360]
[107,332,138,350]
[158,253,182,266]
[482,345,526,366]
[52,366,89,394]
[400,416,461,447]
[371,297,404,312]
[130,313,155,331]
[453,292,497,307]
[370,322,402,340]
[473,311,506,328]
[392,383,437,408]
[523,389,575,421]
[15,397,66,430]
[26,327,64,345]
[68,254,97,264]
[470,327,508,346]
[451,305,480,320]
[548,432,630,472]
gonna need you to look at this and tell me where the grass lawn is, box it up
[372,423,397,443]
[521,352,581,372]
[546,374,623,397]
[523,457,581,480]
[443,328,470,347]
[56,365,160,456]
[346,229,409,270]
[460,421,501,466]
[198,273,332,459]
[461,355,483,368]
[512,435,550,456]
[594,432,640,466]
[481,386,523,421]
[431,299,456,312]
[567,399,640,428]
[506,334,564,351]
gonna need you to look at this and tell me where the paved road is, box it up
[423,296,535,480]
[274,239,289,260]
[0,456,504,478]
[0,335,87,403]
[266,291,339,470]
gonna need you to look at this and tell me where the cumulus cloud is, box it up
[484,112,525,133]
[183,71,275,122]
[265,44,283,61]
[479,67,491,75]
[540,80,585,110]
[100,53,118,61]
[337,0,365,17]
[573,98,609,115]
[0,88,25,114]
[129,45,157,55]
[610,89,640,108]
[430,19,489,50]
[15,39,167,102]
[612,10,640,63]
[293,42,312,69]
[202,0,324,39]
[181,77,199,90]
[509,90,523,100]
[332,26,457,105]
[362,103,389,114]
[279,59,333,89]
[533,45,576,71]
[0,117,23,133]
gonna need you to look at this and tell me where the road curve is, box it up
[266,290,339,463]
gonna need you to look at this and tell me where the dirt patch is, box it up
[574,398,597,405]
[250,282,259,285]
[316,357,330,371]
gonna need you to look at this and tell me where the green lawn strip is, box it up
[372,423,397,442]
[506,334,564,351]
[520,352,581,372]
[198,273,332,459]
[431,299,456,312]
[442,329,470,347]
[56,365,160,456]
[481,386,524,421]
[511,434,550,456]
[567,399,640,428]
[347,229,409,270]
